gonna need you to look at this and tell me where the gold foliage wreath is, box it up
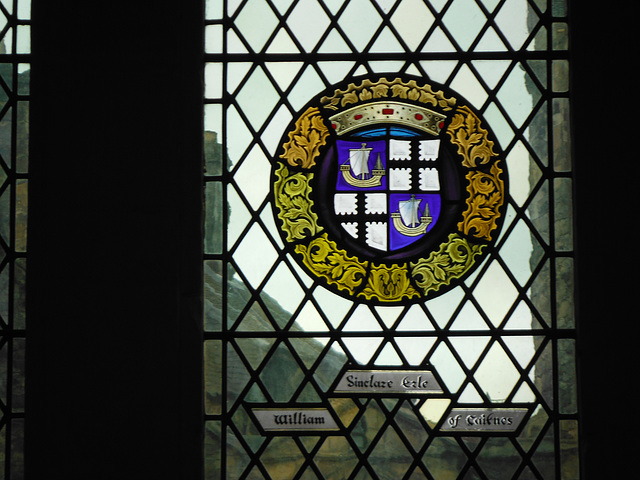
[359,263,420,302]
[280,107,329,169]
[447,105,497,168]
[320,78,457,112]
[294,233,368,296]
[458,161,505,242]
[274,165,322,242]
[410,234,485,296]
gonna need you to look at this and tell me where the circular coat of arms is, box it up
[272,76,507,304]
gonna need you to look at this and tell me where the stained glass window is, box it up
[0,0,29,477]
[204,0,578,478]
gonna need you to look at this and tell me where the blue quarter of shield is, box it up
[389,193,441,251]
[336,140,387,191]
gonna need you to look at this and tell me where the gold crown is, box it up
[329,101,447,136]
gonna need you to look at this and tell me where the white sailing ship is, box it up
[391,194,432,236]
[340,143,385,188]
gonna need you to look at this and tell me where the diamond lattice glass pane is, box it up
[261,263,305,323]
[226,184,252,249]
[236,67,280,130]
[233,223,278,288]
[430,342,464,393]
[343,337,384,365]
[395,337,435,365]
[318,28,353,53]
[235,0,279,52]
[287,65,326,111]
[507,140,537,207]
[495,0,534,50]
[450,300,490,331]
[450,336,490,370]
[267,28,302,54]
[369,27,404,53]
[313,342,347,391]
[226,62,252,95]
[225,105,253,169]
[472,59,511,90]
[476,437,521,479]
[500,218,539,286]
[236,337,275,371]
[261,105,294,155]
[423,437,466,479]
[352,400,385,452]
[286,0,331,52]
[369,426,414,478]
[293,301,329,332]
[315,437,359,478]
[262,437,306,480]
[390,0,434,51]
[474,342,521,402]
[497,64,540,129]
[343,305,382,332]
[442,0,486,51]
[290,337,327,370]
[450,63,488,108]
[313,287,353,329]
[233,145,271,211]
[374,342,403,365]
[503,335,537,370]
[473,261,519,328]
[235,300,275,332]
[476,26,509,52]
[337,0,382,52]
[226,27,249,53]
[484,101,514,149]
[396,304,436,331]
[260,342,305,402]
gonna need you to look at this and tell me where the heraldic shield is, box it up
[333,134,442,252]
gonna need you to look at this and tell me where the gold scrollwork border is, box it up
[447,105,497,168]
[274,165,322,242]
[410,234,486,297]
[457,161,505,242]
[273,78,505,304]
[359,263,420,303]
[294,233,368,296]
[279,107,329,169]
